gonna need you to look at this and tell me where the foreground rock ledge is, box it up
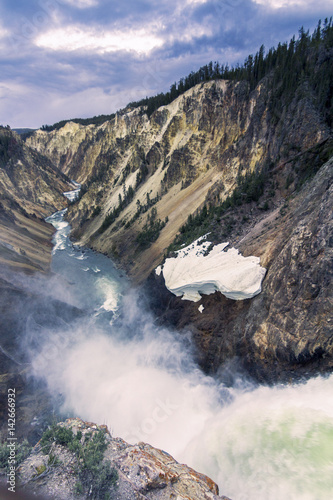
[16,418,230,500]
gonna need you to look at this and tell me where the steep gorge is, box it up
[27,78,330,280]
[25,74,333,382]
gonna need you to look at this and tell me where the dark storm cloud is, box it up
[0,0,331,127]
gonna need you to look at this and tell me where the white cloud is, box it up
[60,0,99,8]
[181,23,213,42]
[0,25,9,39]
[186,0,209,4]
[35,26,164,55]
[253,0,322,8]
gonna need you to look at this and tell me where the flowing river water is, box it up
[36,208,333,500]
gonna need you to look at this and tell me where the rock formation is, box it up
[0,126,76,446]
[16,418,230,500]
[146,157,333,381]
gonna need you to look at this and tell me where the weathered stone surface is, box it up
[0,127,80,442]
[0,127,70,218]
[17,419,230,500]
[146,159,333,382]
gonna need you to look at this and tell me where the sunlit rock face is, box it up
[157,236,266,302]
[26,78,330,282]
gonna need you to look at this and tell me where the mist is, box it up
[24,281,333,500]
[8,209,333,500]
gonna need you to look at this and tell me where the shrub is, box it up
[0,438,32,472]
[40,425,74,454]
[39,425,118,499]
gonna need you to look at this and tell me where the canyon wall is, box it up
[26,78,333,381]
[27,79,330,281]
[0,126,71,273]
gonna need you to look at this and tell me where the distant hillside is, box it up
[0,126,71,273]
[26,19,333,277]
[13,128,36,136]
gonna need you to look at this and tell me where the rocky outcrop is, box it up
[0,127,70,218]
[16,418,230,500]
[146,157,333,382]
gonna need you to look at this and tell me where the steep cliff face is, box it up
[0,126,72,273]
[27,79,329,282]
[147,157,333,381]
[0,127,70,218]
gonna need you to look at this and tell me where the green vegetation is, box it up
[35,464,46,476]
[38,19,333,132]
[124,191,162,230]
[41,113,116,132]
[127,19,333,123]
[168,135,333,254]
[136,207,168,249]
[135,163,149,186]
[168,168,268,251]
[40,424,75,453]
[39,424,118,499]
[0,438,32,472]
[0,133,11,166]
[0,129,20,167]
[98,176,164,234]
[99,184,135,233]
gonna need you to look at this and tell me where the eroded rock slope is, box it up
[27,79,330,281]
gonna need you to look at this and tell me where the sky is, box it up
[0,0,332,128]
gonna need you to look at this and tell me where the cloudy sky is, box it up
[0,0,332,128]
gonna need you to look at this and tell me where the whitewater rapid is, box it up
[34,209,333,500]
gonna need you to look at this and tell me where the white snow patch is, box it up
[159,235,266,302]
[155,265,162,276]
[198,305,204,313]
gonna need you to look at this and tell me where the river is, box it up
[34,208,333,500]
